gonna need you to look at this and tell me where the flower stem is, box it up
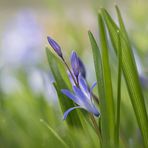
[92,93,99,104]
[62,57,78,86]
[89,113,102,146]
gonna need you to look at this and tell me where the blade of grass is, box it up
[98,14,115,147]
[116,7,148,147]
[115,5,130,42]
[46,48,82,128]
[88,31,109,148]
[101,8,148,147]
[40,119,68,148]
[115,31,122,148]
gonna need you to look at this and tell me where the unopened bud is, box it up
[47,36,63,58]
[71,51,79,77]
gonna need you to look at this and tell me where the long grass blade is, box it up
[88,31,109,148]
[40,119,69,148]
[115,31,122,148]
[98,14,115,147]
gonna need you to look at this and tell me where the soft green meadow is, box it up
[0,2,148,148]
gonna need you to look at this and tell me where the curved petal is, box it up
[78,57,86,79]
[89,105,100,117]
[73,86,93,109]
[61,89,78,103]
[63,106,82,120]
[78,75,89,97]
[73,86,87,102]
[90,82,97,94]
[72,86,99,117]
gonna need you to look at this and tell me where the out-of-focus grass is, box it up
[0,74,61,147]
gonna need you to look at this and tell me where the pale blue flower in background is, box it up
[0,10,54,97]
[0,10,44,68]
[27,68,58,102]
[134,49,148,88]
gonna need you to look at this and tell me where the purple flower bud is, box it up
[78,57,86,79]
[71,51,79,77]
[47,36,63,58]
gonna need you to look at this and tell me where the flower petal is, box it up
[90,105,100,117]
[90,82,97,94]
[71,51,79,77]
[73,86,92,108]
[72,86,99,117]
[73,86,87,102]
[61,89,78,103]
[63,106,82,120]
[78,57,86,79]
[78,75,89,97]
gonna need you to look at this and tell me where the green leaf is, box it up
[101,7,148,147]
[115,5,129,42]
[46,48,82,128]
[40,119,69,148]
[88,31,109,147]
[98,14,115,147]
[115,31,122,148]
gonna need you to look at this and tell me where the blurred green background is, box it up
[0,0,148,147]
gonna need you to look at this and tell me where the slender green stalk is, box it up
[89,114,102,147]
[115,30,122,148]
[40,119,69,148]
[62,58,78,86]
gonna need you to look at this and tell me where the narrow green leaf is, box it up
[98,14,115,147]
[88,31,109,147]
[40,119,69,148]
[46,48,82,128]
[101,8,148,147]
[115,31,122,148]
[116,7,148,147]
[101,8,119,53]
[115,5,129,42]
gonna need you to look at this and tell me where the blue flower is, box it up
[61,74,100,120]
[47,36,63,58]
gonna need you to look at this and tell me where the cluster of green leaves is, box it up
[89,5,148,148]
[46,5,148,148]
